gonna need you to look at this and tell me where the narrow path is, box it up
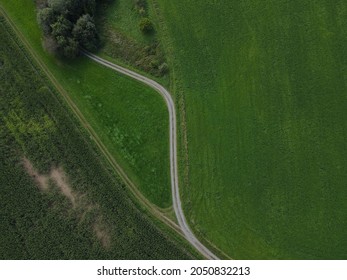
[83,51,219,260]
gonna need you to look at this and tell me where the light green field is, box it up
[0,1,171,208]
[152,0,347,259]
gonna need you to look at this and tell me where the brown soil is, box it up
[23,158,112,248]
[93,222,111,249]
[50,167,76,207]
[22,157,49,191]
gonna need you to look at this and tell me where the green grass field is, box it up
[0,0,171,208]
[98,0,152,45]
[152,0,347,259]
[0,18,194,259]
[97,0,168,81]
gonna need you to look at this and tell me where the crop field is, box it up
[0,0,171,208]
[0,17,194,259]
[152,0,347,259]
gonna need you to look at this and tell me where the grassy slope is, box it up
[0,19,192,259]
[153,0,347,259]
[100,0,150,44]
[97,0,169,85]
[0,0,171,208]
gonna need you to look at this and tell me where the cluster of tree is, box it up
[37,0,99,58]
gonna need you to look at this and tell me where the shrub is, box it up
[138,7,146,17]
[135,0,146,9]
[159,62,169,75]
[150,58,160,69]
[139,18,153,34]
[43,36,58,54]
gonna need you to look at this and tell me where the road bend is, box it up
[83,51,219,260]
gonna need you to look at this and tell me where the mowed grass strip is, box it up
[0,19,192,259]
[153,0,347,259]
[0,0,171,208]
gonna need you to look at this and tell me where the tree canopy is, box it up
[37,0,99,57]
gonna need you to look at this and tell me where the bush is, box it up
[135,0,146,9]
[43,36,58,54]
[134,0,147,16]
[139,18,153,34]
[159,63,169,75]
[150,58,160,69]
[138,7,146,17]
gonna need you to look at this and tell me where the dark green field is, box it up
[152,0,347,259]
[0,17,194,259]
[0,0,171,208]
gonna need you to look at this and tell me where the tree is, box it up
[65,0,96,20]
[36,0,100,58]
[82,0,96,15]
[47,0,67,14]
[37,7,55,35]
[139,18,153,34]
[72,14,98,51]
[50,16,78,57]
[51,15,72,38]
[63,38,79,58]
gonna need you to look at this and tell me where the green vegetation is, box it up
[0,0,171,208]
[139,17,153,34]
[37,0,98,57]
[0,18,193,259]
[97,0,168,78]
[153,0,347,259]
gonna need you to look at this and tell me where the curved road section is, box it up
[83,51,219,260]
